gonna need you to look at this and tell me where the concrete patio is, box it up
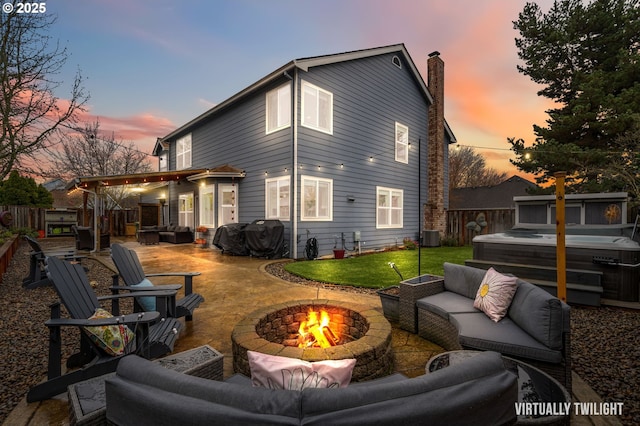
[4,240,620,425]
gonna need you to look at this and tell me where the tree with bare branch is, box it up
[448,145,507,189]
[0,5,89,180]
[45,120,153,209]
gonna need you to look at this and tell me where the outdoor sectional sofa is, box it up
[105,350,517,425]
[401,262,572,391]
[141,225,193,244]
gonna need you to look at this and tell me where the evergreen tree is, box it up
[509,0,640,190]
[0,171,53,207]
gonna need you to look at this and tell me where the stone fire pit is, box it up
[231,299,393,382]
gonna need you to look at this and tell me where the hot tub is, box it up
[472,232,640,302]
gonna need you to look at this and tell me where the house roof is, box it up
[65,169,209,191]
[160,44,443,143]
[186,164,246,181]
[449,175,536,210]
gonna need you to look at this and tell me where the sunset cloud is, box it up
[46,0,560,178]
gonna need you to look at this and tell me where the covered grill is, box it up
[213,219,284,259]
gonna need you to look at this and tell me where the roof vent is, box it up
[392,55,402,69]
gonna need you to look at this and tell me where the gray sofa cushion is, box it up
[106,352,517,426]
[508,279,568,350]
[450,312,562,363]
[443,262,485,299]
[416,292,478,319]
[300,351,517,426]
[106,355,302,425]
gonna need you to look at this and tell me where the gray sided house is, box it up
[152,44,455,258]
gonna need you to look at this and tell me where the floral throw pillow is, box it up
[473,268,518,322]
[247,351,356,390]
[82,308,135,356]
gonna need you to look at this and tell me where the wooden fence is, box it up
[1,204,512,243]
[446,209,515,246]
[0,205,138,236]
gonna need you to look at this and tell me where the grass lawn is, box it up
[284,246,473,289]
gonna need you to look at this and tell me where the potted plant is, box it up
[376,285,400,322]
[377,262,403,321]
[195,226,208,248]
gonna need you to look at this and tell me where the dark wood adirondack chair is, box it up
[22,235,85,289]
[110,243,204,321]
[27,256,182,402]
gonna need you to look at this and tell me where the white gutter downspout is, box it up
[292,69,299,259]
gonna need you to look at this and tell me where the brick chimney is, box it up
[425,51,447,237]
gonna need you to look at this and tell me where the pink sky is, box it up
[47,0,557,182]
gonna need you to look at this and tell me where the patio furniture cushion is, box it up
[473,268,517,322]
[247,351,355,390]
[83,308,135,356]
[443,262,484,299]
[508,279,567,350]
[105,351,517,425]
[130,278,156,311]
[450,312,562,363]
[131,278,156,312]
[416,292,478,319]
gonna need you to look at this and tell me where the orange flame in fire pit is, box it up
[298,309,339,348]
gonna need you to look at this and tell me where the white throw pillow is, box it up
[247,351,356,390]
[473,267,518,322]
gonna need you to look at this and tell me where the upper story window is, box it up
[265,176,290,220]
[377,186,403,228]
[395,122,409,164]
[266,84,291,134]
[301,175,333,221]
[159,151,168,172]
[301,80,333,134]
[176,134,192,170]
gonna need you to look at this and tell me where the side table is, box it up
[68,345,223,425]
[137,230,159,245]
[427,350,571,425]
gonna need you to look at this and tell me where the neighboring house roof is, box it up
[449,175,536,210]
[160,44,455,144]
[42,178,67,191]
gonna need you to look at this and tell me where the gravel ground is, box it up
[0,241,638,424]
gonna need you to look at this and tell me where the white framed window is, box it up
[395,122,409,164]
[198,183,215,228]
[158,151,168,172]
[301,80,333,134]
[265,176,290,220]
[218,184,237,226]
[301,175,333,221]
[176,134,192,170]
[178,192,194,228]
[377,187,403,228]
[266,84,291,134]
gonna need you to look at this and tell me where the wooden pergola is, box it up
[65,169,208,252]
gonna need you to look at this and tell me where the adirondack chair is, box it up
[110,243,204,321]
[26,256,182,402]
[22,235,85,289]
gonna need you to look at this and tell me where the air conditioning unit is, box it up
[422,230,440,247]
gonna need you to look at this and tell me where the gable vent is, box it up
[392,55,402,69]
